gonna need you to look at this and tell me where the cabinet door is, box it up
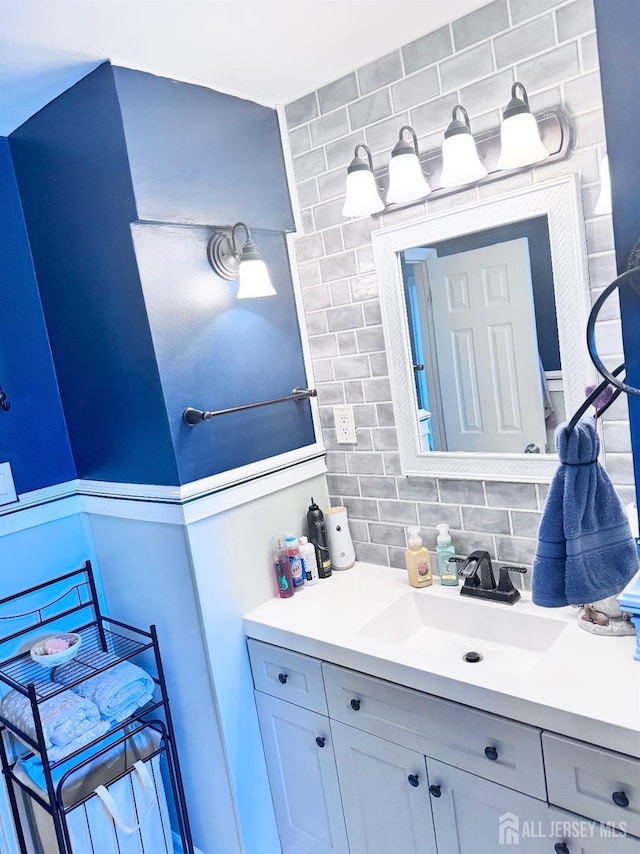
[429,758,550,854]
[331,720,437,854]
[255,691,348,854]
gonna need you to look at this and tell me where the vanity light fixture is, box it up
[386,125,432,204]
[497,82,549,170]
[207,222,276,298]
[342,144,385,217]
[439,105,488,188]
[594,154,612,216]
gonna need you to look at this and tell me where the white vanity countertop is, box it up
[243,562,640,758]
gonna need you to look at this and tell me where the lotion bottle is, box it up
[405,527,432,588]
[436,524,458,586]
[298,536,319,586]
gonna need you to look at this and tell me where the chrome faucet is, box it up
[451,550,527,605]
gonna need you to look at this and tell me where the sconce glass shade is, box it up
[342,144,384,217]
[207,222,276,298]
[594,155,612,216]
[237,258,276,299]
[439,106,487,188]
[386,125,431,204]
[497,82,549,170]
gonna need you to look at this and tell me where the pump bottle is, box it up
[436,524,457,586]
[405,527,432,588]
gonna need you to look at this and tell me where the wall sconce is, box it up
[386,126,432,204]
[594,154,612,216]
[440,106,488,188]
[497,82,549,170]
[207,222,276,298]
[341,144,385,217]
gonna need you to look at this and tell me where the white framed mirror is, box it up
[372,174,594,482]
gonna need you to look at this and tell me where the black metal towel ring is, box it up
[565,242,640,435]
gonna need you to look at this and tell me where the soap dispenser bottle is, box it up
[405,527,432,588]
[436,524,458,586]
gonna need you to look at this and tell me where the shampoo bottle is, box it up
[436,524,457,586]
[405,527,432,588]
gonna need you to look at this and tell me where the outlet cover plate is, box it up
[0,463,17,506]
[334,405,357,444]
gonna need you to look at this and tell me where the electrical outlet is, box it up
[334,405,357,444]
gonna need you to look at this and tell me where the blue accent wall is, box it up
[9,64,180,486]
[0,137,75,493]
[595,0,640,507]
[9,62,313,488]
[131,223,315,483]
[112,67,295,231]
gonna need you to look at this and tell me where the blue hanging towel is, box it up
[532,416,638,607]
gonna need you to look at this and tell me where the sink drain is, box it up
[463,651,482,663]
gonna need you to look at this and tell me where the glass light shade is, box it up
[497,112,549,170]
[440,133,488,187]
[236,259,276,299]
[386,153,431,204]
[342,170,384,217]
[594,155,612,216]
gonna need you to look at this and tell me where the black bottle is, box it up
[306,498,332,579]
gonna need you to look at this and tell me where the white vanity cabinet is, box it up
[330,720,437,854]
[247,638,640,854]
[248,640,349,854]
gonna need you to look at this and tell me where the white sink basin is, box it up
[357,590,568,671]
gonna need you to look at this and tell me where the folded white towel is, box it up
[0,686,109,761]
[54,652,154,722]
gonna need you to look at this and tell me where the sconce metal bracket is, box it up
[207,229,239,280]
[183,387,317,426]
[373,106,573,215]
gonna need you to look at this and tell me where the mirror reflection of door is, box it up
[404,226,562,455]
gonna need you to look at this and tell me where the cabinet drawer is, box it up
[323,663,546,800]
[247,639,326,714]
[543,733,640,838]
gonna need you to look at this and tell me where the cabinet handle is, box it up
[407,774,420,788]
[315,736,326,748]
[429,784,441,798]
[612,791,629,808]
[554,843,570,854]
[484,746,499,761]
[350,698,361,711]
[278,673,288,684]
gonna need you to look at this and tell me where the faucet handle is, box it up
[497,565,527,596]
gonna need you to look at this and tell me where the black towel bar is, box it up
[183,387,317,426]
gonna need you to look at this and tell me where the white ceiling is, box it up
[0,0,490,135]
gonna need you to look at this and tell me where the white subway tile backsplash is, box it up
[494,16,556,69]
[359,51,404,95]
[391,66,440,112]
[402,26,453,75]
[285,0,628,568]
[556,0,596,42]
[440,43,495,92]
[349,90,393,130]
[452,0,509,51]
[318,73,359,114]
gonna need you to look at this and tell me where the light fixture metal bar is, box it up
[183,387,317,426]
[373,106,573,215]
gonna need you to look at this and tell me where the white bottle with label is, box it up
[436,524,458,586]
[298,536,319,586]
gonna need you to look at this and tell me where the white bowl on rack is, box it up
[29,633,82,668]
